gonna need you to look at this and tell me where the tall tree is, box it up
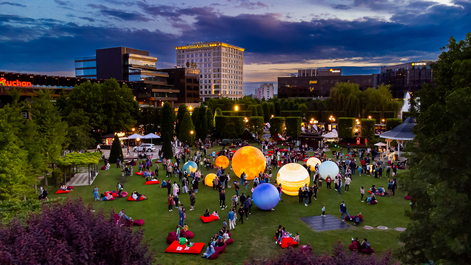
[206,108,214,132]
[160,102,174,159]
[175,104,188,136]
[178,112,194,144]
[262,102,270,122]
[248,116,264,140]
[65,109,94,151]
[269,103,276,118]
[274,101,281,116]
[256,104,264,120]
[191,106,199,128]
[196,106,208,141]
[398,33,471,264]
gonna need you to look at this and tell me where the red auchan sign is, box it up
[0,77,32,87]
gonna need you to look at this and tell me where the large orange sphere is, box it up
[204,173,217,187]
[232,146,266,180]
[215,156,230,169]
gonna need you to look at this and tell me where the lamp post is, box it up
[234,105,239,111]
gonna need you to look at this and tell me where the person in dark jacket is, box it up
[219,189,226,209]
[238,207,245,224]
[298,188,303,203]
[340,201,351,221]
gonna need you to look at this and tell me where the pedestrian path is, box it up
[66,167,99,186]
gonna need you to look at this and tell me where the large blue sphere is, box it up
[183,161,198,174]
[252,183,279,210]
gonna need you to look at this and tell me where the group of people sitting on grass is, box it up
[351,237,372,251]
[275,225,299,245]
[202,219,232,258]
[59,185,73,191]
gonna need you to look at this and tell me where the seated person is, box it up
[179,237,193,247]
[106,163,110,170]
[202,242,215,259]
[131,190,147,201]
[150,176,158,182]
[370,185,376,194]
[59,185,68,191]
[223,230,231,242]
[360,238,371,250]
[351,237,360,245]
[118,209,132,221]
[102,193,114,201]
[161,180,167,187]
[143,170,150,179]
[216,235,225,247]
[293,233,299,243]
[212,210,219,218]
[203,209,210,217]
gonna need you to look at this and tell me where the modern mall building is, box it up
[175,41,244,101]
[378,61,433,98]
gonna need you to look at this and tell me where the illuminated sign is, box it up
[412,62,427,66]
[329,69,341,73]
[309,80,318,84]
[175,42,245,52]
[0,77,32,87]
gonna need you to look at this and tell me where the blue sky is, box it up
[0,0,469,94]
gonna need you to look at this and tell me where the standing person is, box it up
[168,195,174,212]
[313,184,318,201]
[392,178,397,196]
[321,204,326,217]
[246,196,252,216]
[303,184,309,206]
[308,185,313,204]
[240,193,246,206]
[193,176,199,193]
[278,184,283,202]
[155,164,159,177]
[298,188,303,203]
[231,195,238,209]
[190,192,196,211]
[167,180,171,196]
[387,180,394,197]
[227,208,235,230]
[117,182,123,197]
[238,207,245,224]
[234,181,240,196]
[97,144,101,152]
[360,186,365,202]
[178,205,185,226]
[219,189,226,209]
[338,176,342,195]
[345,176,351,192]
[326,175,332,191]
[339,201,351,221]
[93,186,99,201]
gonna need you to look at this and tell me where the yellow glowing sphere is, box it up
[215,156,230,169]
[204,173,217,187]
[277,163,310,196]
[232,146,266,180]
[306,157,321,171]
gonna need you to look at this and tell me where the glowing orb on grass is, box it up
[277,163,310,196]
[215,156,230,169]
[204,173,217,187]
[306,157,321,171]
[183,161,198,174]
[252,183,279,210]
[232,146,266,180]
[318,161,339,180]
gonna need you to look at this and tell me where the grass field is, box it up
[51,144,410,264]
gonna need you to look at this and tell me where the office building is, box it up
[378,61,433,98]
[175,41,244,101]
[159,67,201,106]
[254,83,274,100]
[278,68,377,98]
[75,47,180,107]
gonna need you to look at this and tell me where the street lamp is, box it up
[234,105,239,111]
[190,130,194,135]
[329,115,335,122]
[368,115,372,119]
[132,128,135,132]
[271,114,274,118]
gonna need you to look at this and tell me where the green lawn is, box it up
[51,144,409,264]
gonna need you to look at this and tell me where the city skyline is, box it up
[0,0,469,94]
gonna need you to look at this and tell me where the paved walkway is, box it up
[66,167,99,186]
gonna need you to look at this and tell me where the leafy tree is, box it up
[191,106,199,127]
[262,102,270,122]
[206,107,214,132]
[408,94,419,118]
[178,112,194,144]
[160,102,174,159]
[256,104,264,120]
[30,90,68,186]
[65,109,94,151]
[274,101,281,116]
[175,104,187,136]
[337,117,356,139]
[220,124,238,139]
[248,105,257,116]
[360,119,375,139]
[0,198,154,264]
[285,117,302,139]
[330,82,361,117]
[269,117,285,137]
[196,106,208,140]
[385,118,403,131]
[248,116,264,139]
[398,33,471,264]
[108,135,123,163]
[281,100,290,111]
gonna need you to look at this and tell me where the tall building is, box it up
[159,67,201,106]
[378,61,433,98]
[75,47,181,107]
[175,41,244,101]
[254,83,274,100]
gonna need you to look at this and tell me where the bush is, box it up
[321,111,334,123]
[108,135,123,163]
[386,118,403,131]
[0,198,154,264]
[269,117,285,136]
[368,111,381,124]
[285,117,302,139]
[338,117,356,139]
[215,116,244,137]
[383,111,395,120]
[402,111,412,121]
[361,119,375,139]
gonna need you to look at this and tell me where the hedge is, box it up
[368,111,381,124]
[333,111,347,118]
[361,119,375,139]
[269,117,285,136]
[383,111,396,120]
[285,117,302,139]
[215,116,245,138]
[280,110,302,117]
[305,111,319,121]
[321,111,334,123]
[248,116,264,138]
[386,118,403,131]
[402,111,413,121]
[222,111,249,117]
[338,117,356,139]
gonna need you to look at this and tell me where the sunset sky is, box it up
[0,0,469,94]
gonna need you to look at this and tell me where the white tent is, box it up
[374,142,387,147]
[127,133,142,139]
[322,129,338,138]
[143,133,160,143]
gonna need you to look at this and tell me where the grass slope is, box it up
[51,145,409,264]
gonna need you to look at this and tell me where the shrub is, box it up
[269,117,285,136]
[108,135,123,163]
[338,117,356,139]
[0,198,154,264]
[361,119,375,139]
[285,117,302,139]
[383,111,395,120]
[386,118,403,131]
[368,111,381,124]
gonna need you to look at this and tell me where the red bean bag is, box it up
[214,243,226,253]
[133,219,144,226]
[55,190,70,194]
[145,180,160,185]
[404,195,411,200]
[225,238,234,245]
[165,240,205,254]
[135,172,144,176]
[167,232,177,244]
[128,195,145,201]
[208,252,220,259]
[200,215,219,223]
[280,237,299,248]
[105,191,118,197]
[101,166,106,170]
[181,230,194,239]
[370,200,377,205]
[368,190,373,194]
[167,230,195,244]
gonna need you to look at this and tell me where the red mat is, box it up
[165,240,205,254]
[200,215,219,223]
[135,172,144,176]
[55,190,70,194]
[145,180,160,185]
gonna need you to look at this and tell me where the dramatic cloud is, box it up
[0,2,26,7]
[88,4,151,21]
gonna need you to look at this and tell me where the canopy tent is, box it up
[374,142,387,147]
[119,137,128,140]
[380,117,416,158]
[127,133,143,140]
[322,129,338,138]
[142,133,160,143]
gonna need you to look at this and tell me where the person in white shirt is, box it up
[345,176,352,192]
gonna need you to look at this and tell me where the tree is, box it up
[178,112,194,144]
[108,135,123,163]
[398,33,471,264]
[285,117,302,139]
[248,105,258,116]
[206,108,214,133]
[330,82,361,117]
[175,104,188,136]
[298,103,308,117]
[274,101,281,116]
[196,106,208,140]
[213,107,222,128]
[281,100,290,111]
[160,102,174,159]
[262,102,270,122]
[360,119,375,139]
[191,106,199,127]
[269,117,285,137]
[269,103,276,118]
[337,117,355,139]
[65,109,94,151]
[248,116,264,139]
[385,118,402,131]
[256,104,264,120]
[0,198,155,264]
